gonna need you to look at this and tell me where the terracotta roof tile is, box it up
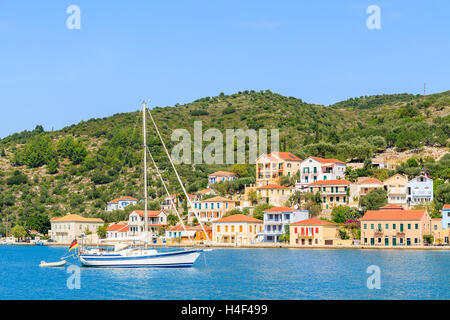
[309,156,345,164]
[214,214,263,223]
[291,218,336,226]
[308,179,352,186]
[361,210,427,221]
[256,184,292,190]
[359,178,383,184]
[263,207,294,212]
[208,171,236,176]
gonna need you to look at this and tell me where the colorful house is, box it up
[289,218,340,246]
[160,193,195,212]
[106,223,129,239]
[257,207,309,243]
[255,184,295,206]
[106,196,138,212]
[165,224,212,242]
[188,196,237,224]
[443,204,450,230]
[194,188,216,201]
[295,156,346,191]
[127,210,167,238]
[407,175,433,208]
[307,179,352,210]
[207,171,237,188]
[50,214,104,243]
[349,177,384,207]
[360,206,431,246]
[431,218,449,245]
[383,174,408,207]
[212,214,263,245]
[256,152,302,187]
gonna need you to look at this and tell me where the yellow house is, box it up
[289,218,340,246]
[256,152,302,187]
[212,214,263,245]
[188,196,237,224]
[431,218,450,245]
[255,184,295,206]
[383,173,408,207]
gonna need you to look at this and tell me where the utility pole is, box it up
[424,82,426,96]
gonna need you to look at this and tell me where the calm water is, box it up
[0,245,448,300]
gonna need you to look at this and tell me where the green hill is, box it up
[0,89,449,235]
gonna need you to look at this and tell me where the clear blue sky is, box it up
[0,0,449,138]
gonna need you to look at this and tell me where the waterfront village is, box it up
[9,152,450,249]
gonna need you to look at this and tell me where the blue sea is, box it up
[0,245,448,300]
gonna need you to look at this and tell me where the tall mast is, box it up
[142,101,148,246]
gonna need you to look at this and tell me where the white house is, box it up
[106,223,129,239]
[295,156,346,191]
[106,196,138,212]
[257,207,309,243]
[407,175,433,208]
[127,210,167,238]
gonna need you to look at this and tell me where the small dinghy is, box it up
[40,260,67,267]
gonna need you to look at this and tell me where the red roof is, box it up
[361,210,427,221]
[359,178,382,184]
[263,207,294,213]
[132,210,165,217]
[208,171,236,177]
[271,152,302,161]
[214,214,263,223]
[308,179,352,186]
[106,224,128,232]
[167,224,212,231]
[256,184,291,190]
[443,204,450,210]
[291,218,336,226]
[29,230,38,234]
[195,188,214,194]
[119,226,129,232]
[310,156,345,164]
[380,204,403,210]
[108,196,138,204]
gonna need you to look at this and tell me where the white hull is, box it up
[40,260,67,267]
[79,249,202,268]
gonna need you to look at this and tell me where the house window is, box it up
[315,227,319,233]
[239,225,243,233]
[371,224,374,230]
[415,224,418,230]
[408,224,411,230]
[294,228,298,234]
[231,226,235,232]
[364,224,367,229]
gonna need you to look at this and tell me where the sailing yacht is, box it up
[79,102,207,268]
